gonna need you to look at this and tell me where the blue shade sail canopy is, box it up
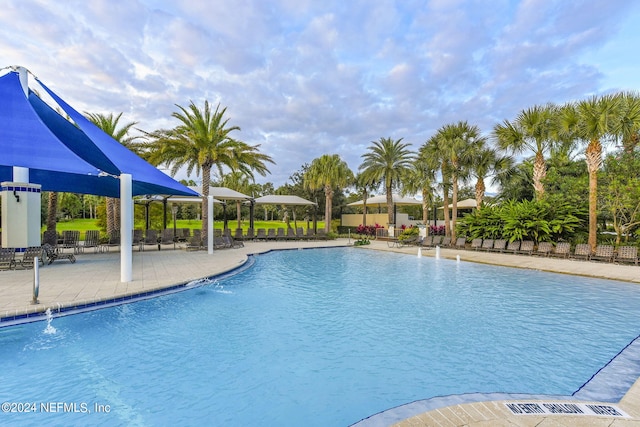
[0,69,198,198]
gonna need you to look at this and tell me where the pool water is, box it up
[1,247,640,426]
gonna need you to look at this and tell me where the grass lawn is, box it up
[42,218,326,239]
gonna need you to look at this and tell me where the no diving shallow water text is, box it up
[505,402,628,417]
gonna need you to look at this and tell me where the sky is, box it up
[1,0,639,189]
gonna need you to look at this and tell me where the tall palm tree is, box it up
[304,154,353,233]
[86,112,139,235]
[425,122,482,241]
[493,104,558,200]
[561,94,620,251]
[353,172,380,228]
[359,137,414,226]
[145,101,273,240]
[468,144,513,208]
[616,91,640,153]
[403,156,437,225]
[420,135,452,236]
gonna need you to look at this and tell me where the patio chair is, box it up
[440,236,452,247]
[61,230,80,254]
[479,239,494,251]
[517,240,535,255]
[255,228,267,241]
[276,228,286,240]
[179,228,191,242]
[160,229,176,250]
[534,242,553,256]
[83,230,103,253]
[17,246,45,269]
[266,229,276,240]
[454,237,467,249]
[104,229,120,252]
[214,236,229,249]
[296,227,307,240]
[234,228,244,241]
[42,243,76,265]
[470,238,483,250]
[591,244,614,262]
[245,228,255,241]
[0,248,16,270]
[421,235,434,248]
[132,229,144,251]
[431,235,443,247]
[286,228,297,240]
[572,243,591,260]
[550,242,571,258]
[306,228,316,240]
[223,235,244,248]
[491,239,507,253]
[316,229,328,240]
[185,234,203,251]
[142,229,159,251]
[615,246,638,265]
[505,240,521,254]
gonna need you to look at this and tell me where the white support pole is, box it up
[120,174,133,282]
[207,195,214,254]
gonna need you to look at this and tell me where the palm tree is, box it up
[561,94,620,251]
[468,144,513,208]
[425,122,482,241]
[616,91,640,153]
[353,172,380,228]
[403,156,437,225]
[145,101,273,240]
[86,112,140,235]
[304,154,353,233]
[359,137,414,226]
[493,104,558,200]
[221,171,251,230]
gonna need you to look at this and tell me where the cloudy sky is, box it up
[1,0,639,188]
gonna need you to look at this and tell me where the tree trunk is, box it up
[451,172,458,241]
[585,139,603,252]
[362,190,368,227]
[422,188,429,224]
[324,185,333,233]
[46,192,58,232]
[113,199,121,231]
[201,163,212,241]
[532,151,547,200]
[106,197,115,236]
[475,178,485,209]
[386,184,394,225]
[236,201,242,229]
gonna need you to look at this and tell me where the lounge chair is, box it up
[296,227,307,240]
[316,229,328,240]
[591,244,614,262]
[17,246,45,269]
[454,237,467,249]
[491,239,507,252]
[479,239,494,251]
[276,228,286,240]
[132,229,144,251]
[214,236,228,249]
[286,228,297,240]
[104,230,121,252]
[534,242,553,256]
[518,240,535,255]
[0,248,16,270]
[42,243,76,264]
[470,238,483,250]
[61,230,80,254]
[185,234,203,251]
[431,236,443,247]
[142,229,159,251]
[255,228,267,241]
[505,240,521,254]
[550,242,571,258]
[440,236,452,247]
[398,235,419,247]
[266,229,276,240]
[245,228,255,241]
[234,228,244,241]
[160,229,176,250]
[306,228,316,240]
[572,243,591,260]
[420,235,434,247]
[178,228,191,242]
[223,235,244,248]
[83,230,103,253]
[616,246,638,265]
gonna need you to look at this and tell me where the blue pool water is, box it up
[1,247,640,426]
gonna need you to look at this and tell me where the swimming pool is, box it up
[1,247,640,426]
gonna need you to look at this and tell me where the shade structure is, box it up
[438,198,478,209]
[347,194,422,207]
[253,195,316,206]
[0,69,197,198]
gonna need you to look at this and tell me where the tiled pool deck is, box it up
[2,238,640,426]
